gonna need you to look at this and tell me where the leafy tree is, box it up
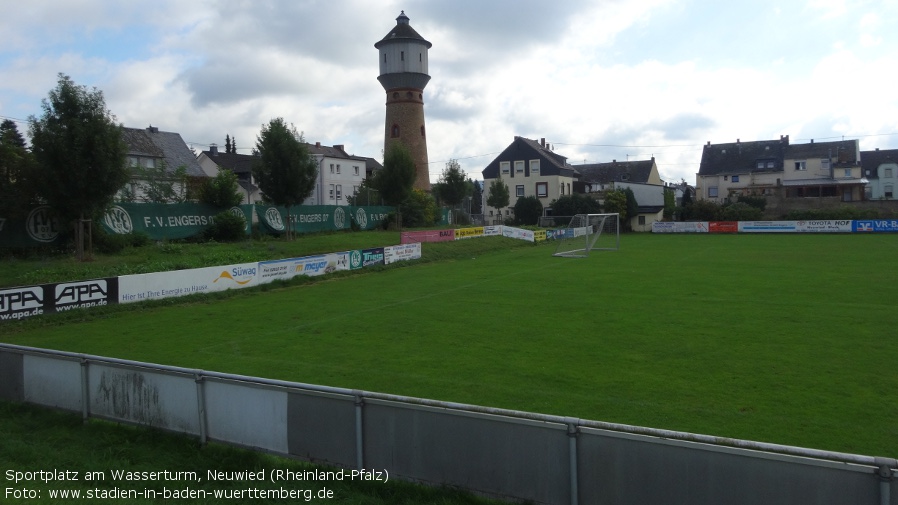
[549,193,601,217]
[663,187,676,219]
[205,210,246,242]
[470,179,483,215]
[402,188,438,228]
[225,134,232,154]
[513,196,543,226]
[624,187,639,230]
[0,119,36,219]
[720,201,763,221]
[252,118,317,239]
[437,159,468,223]
[486,178,509,223]
[373,143,416,228]
[347,177,381,206]
[603,189,628,223]
[200,167,244,208]
[29,74,130,260]
[127,161,189,203]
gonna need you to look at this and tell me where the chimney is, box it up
[811,139,814,144]
[147,125,159,133]
[334,144,345,152]
[315,142,321,148]
[736,138,740,143]
[210,143,218,156]
[541,138,546,148]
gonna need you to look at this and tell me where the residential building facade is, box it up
[120,126,206,202]
[861,148,898,200]
[575,158,664,230]
[481,137,576,222]
[197,145,259,204]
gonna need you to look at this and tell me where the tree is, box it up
[437,159,468,223]
[402,188,438,228]
[550,193,600,217]
[513,196,543,225]
[373,143,416,228]
[603,189,628,223]
[470,179,483,215]
[486,178,509,223]
[29,74,130,260]
[663,187,676,220]
[347,177,381,206]
[624,187,639,230]
[0,120,36,219]
[225,134,232,154]
[200,167,244,208]
[126,161,188,203]
[252,118,317,239]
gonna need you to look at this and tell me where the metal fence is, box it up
[1,343,895,505]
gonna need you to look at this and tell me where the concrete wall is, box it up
[2,344,895,505]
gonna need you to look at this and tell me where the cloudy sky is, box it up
[2,0,897,184]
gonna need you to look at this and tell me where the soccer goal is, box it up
[552,213,619,258]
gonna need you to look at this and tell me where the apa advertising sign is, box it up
[119,262,259,303]
[0,278,120,322]
[854,220,898,232]
[400,229,455,244]
[385,243,421,264]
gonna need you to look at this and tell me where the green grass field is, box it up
[3,233,898,458]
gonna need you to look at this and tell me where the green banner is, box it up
[0,205,65,248]
[100,203,253,240]
[256,205,393,235]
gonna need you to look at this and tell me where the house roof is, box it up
[861,148,898,179]
[698,136,789,176]
[199,150,257,175]
[123,127,205,177]
[375,11,432,48]
[575,159,656,184]
[785,139,859,167]
[482,136,576,179]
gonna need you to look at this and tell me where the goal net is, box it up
[552,213,619,258]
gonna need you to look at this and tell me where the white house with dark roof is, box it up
[481,136,577,222]
[574,158,665,230]
[197,145,260,204]
[860,148,898,200]
[119,126,207,202]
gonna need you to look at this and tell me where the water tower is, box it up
[375,11,432,191]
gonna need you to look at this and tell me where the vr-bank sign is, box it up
[855,220,898,232]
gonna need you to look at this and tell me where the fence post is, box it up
[79,358,90,423]
[567,419,580,505]
[875,457,894,505]
[195,374,207,445]
[355,392,365,470]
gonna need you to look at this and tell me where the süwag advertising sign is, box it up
[118,263,259,304]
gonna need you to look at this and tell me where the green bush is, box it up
[720,202,763,221]
[205,211,247,242]
[92,225,150,254]
[513,196,543,225]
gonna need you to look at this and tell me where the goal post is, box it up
[552,213,619,258]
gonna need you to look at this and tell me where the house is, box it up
[197,142,384,206]
[120,126,207,202]
[574,158,664,230]
[197,145,260,204]
[782,139,865,201]
[305,143,381,206]
[696,135,868,203]
[481,136,577,222]
[860,148,898,200]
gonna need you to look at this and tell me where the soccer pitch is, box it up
[4,233,897,457]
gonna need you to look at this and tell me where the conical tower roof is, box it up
[375,11,432,48]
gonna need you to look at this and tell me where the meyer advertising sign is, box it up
[0,278,119,322]
[854,220,898,232]
[258,253,352,283]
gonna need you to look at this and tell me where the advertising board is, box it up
[502,226,535,242]
[0,278,119,322]
[119,262,259,304]
[854,220,898,232]
[651,222,709,233]
[385,243,421,264]
[400,229,455,244]
[795,220,853,233]
[738,221,798,233]
[709,221,738,233]
[455,227,484,240]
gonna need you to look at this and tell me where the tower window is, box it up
[419,53,422,62]
[406,91,412,99]
[391,124,400,138]
[383,53,386,63]
[420,125,425,137]
[393,92,399,99]
[401,51,404,61]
